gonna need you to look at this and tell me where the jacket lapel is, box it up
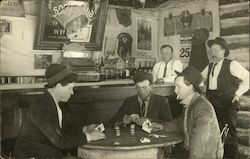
[147,94,155,116]
[45,91,62,134]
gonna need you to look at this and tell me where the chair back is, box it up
[220,124,229,145]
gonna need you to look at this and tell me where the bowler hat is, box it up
[175,66,203,93]
[207,37,230,57]
[192,28,209,45]
[45,64,76,87]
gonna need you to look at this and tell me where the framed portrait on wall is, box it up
[34,0,108,51]
[136,18,152,51]
[104,37,118,56]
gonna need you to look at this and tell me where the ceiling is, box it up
[109,0,168,9]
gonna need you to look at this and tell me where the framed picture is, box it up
[104,37,118,56]
[0,19,12,34]
[34,54,53,69]
[136,18,152,51]
[34,0,109,51]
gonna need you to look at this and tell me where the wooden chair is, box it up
[221,124,229,145]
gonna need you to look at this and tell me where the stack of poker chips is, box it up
[130,124,135,135]
[115,126,121,137]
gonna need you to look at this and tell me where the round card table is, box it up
[78,126,183,159]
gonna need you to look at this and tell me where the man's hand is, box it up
[82,124,98,133]
[151,122,164,132]
[232,94,240,103]
[88,130,106,142]
[123,114,133,125]
[135,117,149,126]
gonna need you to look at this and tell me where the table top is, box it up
[80,126,183,150]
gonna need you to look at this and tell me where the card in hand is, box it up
[142,120,153,133]
[95,123,105,132]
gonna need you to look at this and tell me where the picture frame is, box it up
[0,19,12,34]
[34,0,109,51]
[104,37,118,56]
[136,18,152,51]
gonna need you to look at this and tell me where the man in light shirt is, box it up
[152,44,183,83]
[151,66,223,158]
[14,64,105,158]
[201,37,249,159]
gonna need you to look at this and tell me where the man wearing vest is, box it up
[202,37,249,159]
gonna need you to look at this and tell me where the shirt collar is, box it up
[180,93,195,107]
[138,95,150,104]
[163,59,173,64]
[215,58,224,65]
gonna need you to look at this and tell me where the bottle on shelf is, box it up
[110,62,115,79]
[99,57,105,81]
[143,61,148,73]
[105,62,110,80]
[138,61,143,72]
[125,60,130,79]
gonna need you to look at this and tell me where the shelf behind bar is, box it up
[0,79,135,91]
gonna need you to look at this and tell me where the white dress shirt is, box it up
[202,59,249,97]
[152,59,183,83]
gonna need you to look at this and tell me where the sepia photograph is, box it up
[0,0,249,159]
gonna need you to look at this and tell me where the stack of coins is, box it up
[130,124,135,135]
[115,126,120,136]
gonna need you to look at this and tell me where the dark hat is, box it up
[207,37,230,57]
[133,71,153,84]
[45,64,76,87]
[192,28,209,45]
[175,66,203,93]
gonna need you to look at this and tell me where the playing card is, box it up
[130,114,140,122]
[95,123,105,132]
[142,120,153,133]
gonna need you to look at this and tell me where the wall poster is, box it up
[164,10,213,36]
[34,0,108,50]
[136,18,152,51]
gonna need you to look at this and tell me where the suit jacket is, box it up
[162,93,224,159]
[14,90,87,158]
[107,94,173,126]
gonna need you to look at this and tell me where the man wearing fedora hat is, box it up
[201,37,249,158]
[151,66,223,158]
[14,64,106,158]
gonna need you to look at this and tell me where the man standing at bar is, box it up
[107,71,173,127]
[14,64,106,158]
[152,44,183,83]
[152,66,224,158]
[202,37,249,159]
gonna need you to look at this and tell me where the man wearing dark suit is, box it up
[14,64,106,158]
[108,71,173,127]
[151,67,224,159]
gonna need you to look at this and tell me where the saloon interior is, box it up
[0,0,249,158]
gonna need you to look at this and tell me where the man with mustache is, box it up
[201,37,249,159]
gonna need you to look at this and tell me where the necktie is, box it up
[163,62,167,77]
[141,101,146,117]
[211,63,218,76]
